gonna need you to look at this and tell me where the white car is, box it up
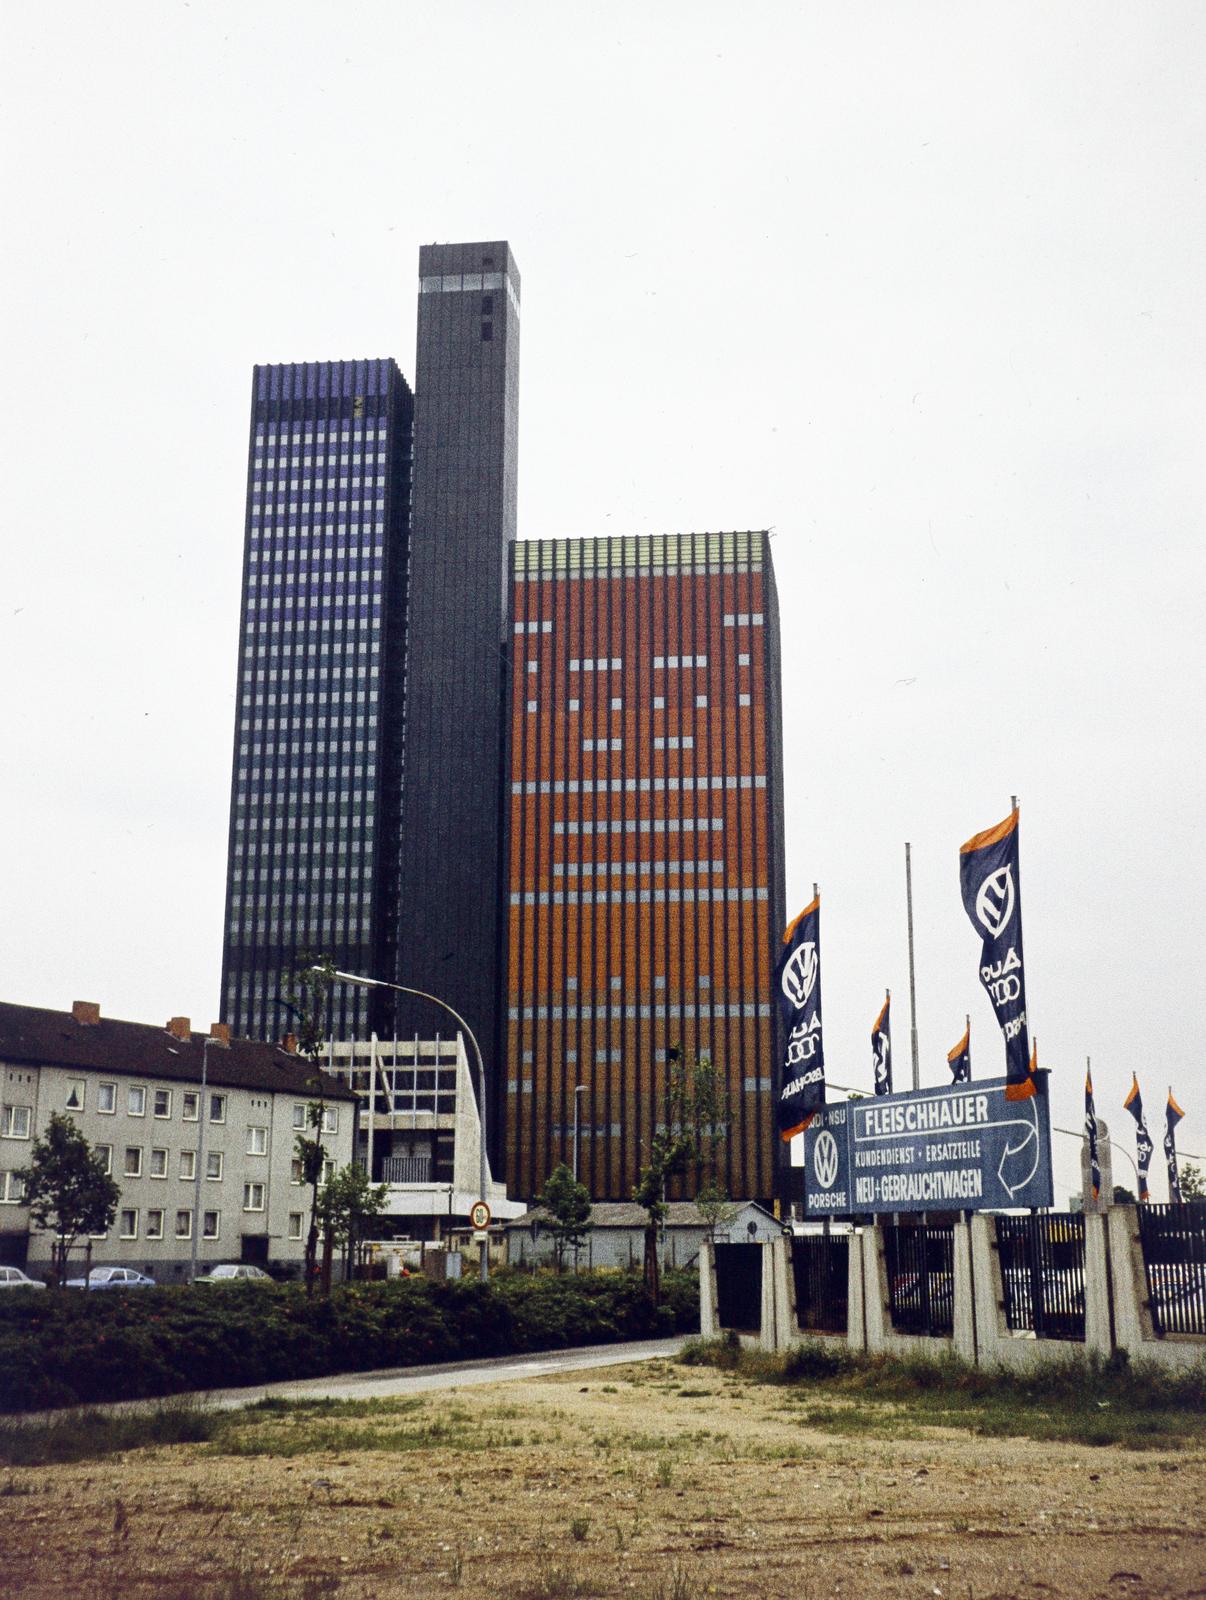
[194,1263,273,1284]
[65,1266,156,1289]
[0,1265,45,1290]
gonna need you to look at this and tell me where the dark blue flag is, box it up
[1085,1064,1101,1203]
[775,896,824,1140]
[1165,1091,1185,1203]
[1123,1074,1153,1202]
[947,1024,971,1083]
[959,808,1034,1102]
[872,993,892,1096]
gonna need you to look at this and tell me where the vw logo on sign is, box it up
[781,941,819,1008]
[975,865,1015,938]
[813,1130,839,1189]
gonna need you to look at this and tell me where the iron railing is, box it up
[714,1242,763,1332]
[791,1235,849,1333]
[884,1220,954,1337]
[1137,1201,1206,1336]
[996,1213,1086,1341]
[380,1155,433,1185]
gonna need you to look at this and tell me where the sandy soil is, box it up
[2,1359,1203,1600]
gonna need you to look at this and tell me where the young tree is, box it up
[694,1180,739,1243]
[317,1163,389,1281]
[283,955,336,1295]
[633,1049,729,1304]
[536,1162,592,1273]
[1180,1162,1206,1201]
[18,1113,119,1286]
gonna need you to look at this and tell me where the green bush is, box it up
[0,1268,699,1413]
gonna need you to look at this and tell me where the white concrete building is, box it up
[0,1000,355,1281]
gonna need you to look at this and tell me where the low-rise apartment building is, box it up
[0,999,356,1280]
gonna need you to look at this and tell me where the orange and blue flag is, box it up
[1165,1091,1185,1203]
[1085,1064,1101,1202]
[872,993,892,1097]
[959,807,1034,1101]
[1123,1074,1153,1202]
[947,1025,971,1083]
[775,895,824,1140]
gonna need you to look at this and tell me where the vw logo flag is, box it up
[1085,1064,1101,1202]
[1164,1090,1184,1203]
[775,895,825,1140]
[959,808,1035,1101]
[1123,1074,1154,1201]
[947,1025,971,1083]
[871,993,892,1097]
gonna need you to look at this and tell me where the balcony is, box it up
[381,1155,433,1185]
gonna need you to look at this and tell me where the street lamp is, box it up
[324,969,491,1281]
[572,1084,588,1183]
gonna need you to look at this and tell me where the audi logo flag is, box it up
[776,895,825,1140]
[872,993,892,1097]
[1085,1064,1101,1203]
[1123,1074,1154,1202]
[959,807,1035,1101]
[947,1024,971,1083]
[1165,1090,1185,1203]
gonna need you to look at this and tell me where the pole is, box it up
[190,1038,211,1283]
[905,844,920,1090]
[573,1088,581,1182]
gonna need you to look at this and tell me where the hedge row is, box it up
[0,1269,699,1412]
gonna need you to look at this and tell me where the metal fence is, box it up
[1137,1201,1206,1336]
[883,1220,955,1337]
[791,1235,849,1333]
[714,1242,763,1332]
[995,1213,1086,1341]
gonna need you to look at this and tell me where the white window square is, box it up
[738,651,750,666]
[293,1104,308,1130]
[2,1105,31,1139]
[738,692,751,706]
[175,1209,193,1240]
[153,1088,172,1118]
[206,1151,223,1181]
[149,1147,168,1179]
[209,1094,226,1124]
[124,1146,143,1178]
[119,1208,138,1240]
[568,698,580,711]
[696,695,708,708]
[322,1107,338,1135]
[610,698,622,710]
[180,1149,196,1181]
[183,1092,199,1122]
[247,1126,268,1156]
[64,1079,85,1112]
[243,1182,265,1212]
[146,1208,164,1240]
[127,1086,146,1117]
[98,1083,116,1114]
[203,1210,221,1240]
[288,1211,304,1240]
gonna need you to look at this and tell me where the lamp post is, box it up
[325,969,491,1281]
[190,1036,217,1284]
[572,1084,588,1183]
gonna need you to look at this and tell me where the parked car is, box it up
[65,1266,156,1289]
[0,1265,45,1290]
[194,1263,272,1284]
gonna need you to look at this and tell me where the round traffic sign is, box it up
[470,1200,491,1231]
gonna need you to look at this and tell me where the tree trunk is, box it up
[321,1226,334,1296]
[643,1221,661,1305]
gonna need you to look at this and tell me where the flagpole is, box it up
[905,842,919,1090]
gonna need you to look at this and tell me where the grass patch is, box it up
[0,1398,218,1466]
[678,1338,1206,1450]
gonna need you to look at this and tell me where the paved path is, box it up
[19,1337,687,1421]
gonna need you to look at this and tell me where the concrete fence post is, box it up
[861,1225,890,1353]
[952,1217,977,1365]
[846,1227,867,1351]
[1083,1210,1113,1358]
[698,1237,720,1338]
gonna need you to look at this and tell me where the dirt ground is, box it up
[2,1358,1204,1600]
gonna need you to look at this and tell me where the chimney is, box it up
[166,1016,191,1041]
[72,1001,101,1026]
[282,1033,298,1054]
[209,1022,231,1046]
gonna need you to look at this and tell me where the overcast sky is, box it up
[3,3,1203,1202]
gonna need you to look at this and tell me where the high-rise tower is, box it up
[504,532,786,1204]
[221,360,413,1043]
[392,243,521,1086]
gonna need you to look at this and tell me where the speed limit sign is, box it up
[470,1200,491,1231]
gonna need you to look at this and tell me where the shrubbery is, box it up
[0,1267,699,1412]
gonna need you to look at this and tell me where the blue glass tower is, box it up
[220,359,414,1043]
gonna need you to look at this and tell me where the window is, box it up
[322,1107,338,1135]
[209,1094,226,1124]
[321,1158,335,1185]
[206,1151,223,1181]
[128,1086,146,1117]
[175,1209,192,1240]
[0,1171,27,1205]
[290,1158,304,1185]
[481,320,493,341]
[247,1126,268,1156]
[95,1143,113,1175]
[203,1210,220,1240]
[153,1089,172,1118]
[146,1209,164,1240]
[287,1211,303,1240]
[124,1147,143,1178]
[182,1092,199,1122]
[149,1148,168,1179]
[243,1182,265,1212]
[179,1149,196,1180]
[2,1106,31,1139]
[97,1082,116,1114]
[119,1208,138,1240]
[64,1079,85,1111]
